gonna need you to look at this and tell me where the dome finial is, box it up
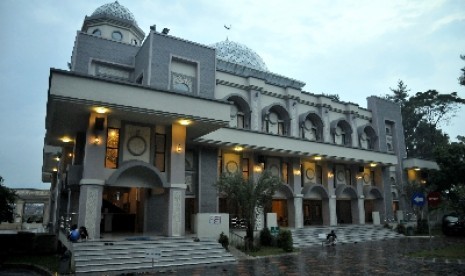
[224,24,231,41]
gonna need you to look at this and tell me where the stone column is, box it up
[78,179,104,240]
[43,202,51,226]
[167,186,186,236]
[324,162,337,226]
[329,195,337,226]
[292,194,304,228]
[166,124,186,236]
[358,196,365,224]
[15,199,24,223]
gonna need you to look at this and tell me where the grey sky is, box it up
[0,0,464,189]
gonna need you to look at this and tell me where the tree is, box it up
[386,80,410,108]
[429,140,465,214]
[385,81,465,158]
[215,170,281,250]
[459,55,465,86]
[0,176,17,222]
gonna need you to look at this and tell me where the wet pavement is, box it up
[135,237,465,275]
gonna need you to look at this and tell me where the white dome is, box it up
[92,1,136,22]
[211,40,268,71]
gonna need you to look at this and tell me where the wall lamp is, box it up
[176,144,182,153]
[92,136,101,145]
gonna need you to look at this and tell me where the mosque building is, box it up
[42,1,438,239]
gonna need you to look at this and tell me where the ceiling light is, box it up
[234,146,243,152]
[95,107,107,114]
[61,137,72,143]
[179,119,191,126]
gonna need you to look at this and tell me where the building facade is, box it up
[43,2,437,239]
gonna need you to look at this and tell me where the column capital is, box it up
[80,179,105,186]
[170,183,187,190]
[293,193,304,198]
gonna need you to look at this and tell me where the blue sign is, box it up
[411,192,425,207]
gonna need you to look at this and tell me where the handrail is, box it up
[229,230,245,247]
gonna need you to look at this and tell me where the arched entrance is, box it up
[104,160,167,234]
[271,184,293,227]
[302,184,329,226]
[335,184,358,224]
[363,186,384,223]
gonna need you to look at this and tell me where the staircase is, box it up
[71,237,236,275]
[291,225,403,248]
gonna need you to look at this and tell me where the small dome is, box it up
[92,1,136,22]
[211,40,268,71]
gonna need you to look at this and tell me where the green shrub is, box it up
[218,232,229,250]
[277,229,293,252]
[259,227,273,246]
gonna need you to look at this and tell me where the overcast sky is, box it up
[0,0,464,189]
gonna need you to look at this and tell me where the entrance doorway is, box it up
[303,200,323,226]
[185,198,196,233]
[336,200,352,224]
[272,199,288,227]
[101,187,146,233]
[364,200,374,223]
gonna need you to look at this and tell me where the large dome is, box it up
[92,1,136,22]
[211,40,268,71]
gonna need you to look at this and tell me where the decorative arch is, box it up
[363,185,384,199]
[335,184,358,199]
[262,103,290,135]
[107,160,167,188]
[262,103,290,121]
[299,112,324,142]
[273,184,294,199]
[226,94,251,129]
[330,119,353,146]
[301,184,329,199]
[357,124,378,150]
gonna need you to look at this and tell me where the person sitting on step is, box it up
[68,224,80,242]
[326,230,337,246]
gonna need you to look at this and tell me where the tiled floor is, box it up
[134,236,465,275]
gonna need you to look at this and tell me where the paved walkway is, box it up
[130,236,465,275]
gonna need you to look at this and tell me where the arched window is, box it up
[300,113,323,142]
[301,119,317,140]
[331,119,352,146]
[334,127,347,145]
[230,104,245,128]
[358,125,377,150]
[387,142,393,152]
[227,96,250,129]
[265,111,285,135]
[92,29,101,37]
[263,105,289,136]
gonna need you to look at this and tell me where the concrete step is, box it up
[72,237,236,274]
[291,225,403,248]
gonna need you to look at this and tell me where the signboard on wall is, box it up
[209,215,221,224]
